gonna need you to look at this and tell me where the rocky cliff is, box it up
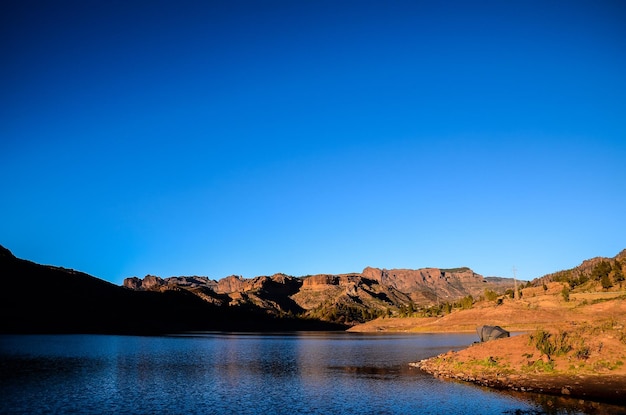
[361,266,509,304]
[124,265,515,326]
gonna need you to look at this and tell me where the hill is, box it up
[0,245,344,334]
[349,249,626,333]
[411,296,626,407]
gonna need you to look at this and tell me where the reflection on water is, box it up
[1,333,624,414]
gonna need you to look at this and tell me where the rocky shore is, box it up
[414,356,626,406]
[410,318,626,407]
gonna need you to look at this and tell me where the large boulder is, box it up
[476,325,510,342]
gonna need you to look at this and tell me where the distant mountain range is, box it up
[123,266,515,325]
[5,243,622,334]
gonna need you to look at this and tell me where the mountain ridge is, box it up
[6,243,622,333]
[122,265,516,325]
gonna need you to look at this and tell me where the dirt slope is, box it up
[349,287,626,333]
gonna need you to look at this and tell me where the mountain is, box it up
[0,245,344,334]
[5,244,622,334]
[124,265,516,325]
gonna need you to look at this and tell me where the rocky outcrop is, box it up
[301,273,364,287]
[217,275,246,293]
[123,275,218,291]
[123,276,143,290]
[362,266,510,304]
[165,276,218,290]
[302,274,340,286]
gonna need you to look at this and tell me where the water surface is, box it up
[0,333,620,414]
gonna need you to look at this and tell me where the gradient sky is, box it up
[2,0,625,285]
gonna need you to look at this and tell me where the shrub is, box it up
[459,295,474,309]
[575,344,590,360]
[484,289,498,302]
[529,329,571,360]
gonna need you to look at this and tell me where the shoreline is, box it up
[412,357,626,406]
[350,295,626,408]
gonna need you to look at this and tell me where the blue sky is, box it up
[2,0,625,285]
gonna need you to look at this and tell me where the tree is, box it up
[591,261,612,281]
[561,285,570,302]
[601,274,613,290]
[460,295,473,309]
[407,302,415,315]
[484,289,498,302]
[613,261,624,283]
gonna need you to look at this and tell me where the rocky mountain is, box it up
[124,265,516,325]
[5,243,623,334]
[361,266,513,304]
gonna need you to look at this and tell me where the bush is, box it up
[601,274,613,290]
[591,261,612,281]
[575,344,590,360]
[529,329,571,360]
[459,295,474,309]
[484,289,498,302]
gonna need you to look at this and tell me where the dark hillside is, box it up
[0,245,344,334]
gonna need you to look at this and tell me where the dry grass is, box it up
[349,287,626,334]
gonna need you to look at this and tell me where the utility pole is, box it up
[513,266,518,300]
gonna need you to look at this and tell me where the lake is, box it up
[0,332,620,414]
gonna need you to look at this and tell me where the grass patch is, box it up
[475,357,499,367]
[525,359,556,373]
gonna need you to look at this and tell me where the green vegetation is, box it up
[397,302,417,317]
[601,274,613,290]
[591,260,612,281]
[529,329,571,360]
[574,344,590,360]
[484,289,498,302]
[526,359,556,373]
[459,295,474,309]
[614,260,625,286]
[550,259,626,292]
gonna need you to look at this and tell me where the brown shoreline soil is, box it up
[415,358,626,406]
[410,315,626,407]
[349,295,626,408]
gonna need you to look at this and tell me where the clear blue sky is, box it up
[2,0,625,285]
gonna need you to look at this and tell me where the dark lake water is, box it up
[0,332,621,414]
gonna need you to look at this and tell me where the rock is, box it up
[217,275,245,293]
[361,266,514,304]
[302,274,340,286]
[123,277,143,290]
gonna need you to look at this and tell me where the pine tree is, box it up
[601,274,613,290]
